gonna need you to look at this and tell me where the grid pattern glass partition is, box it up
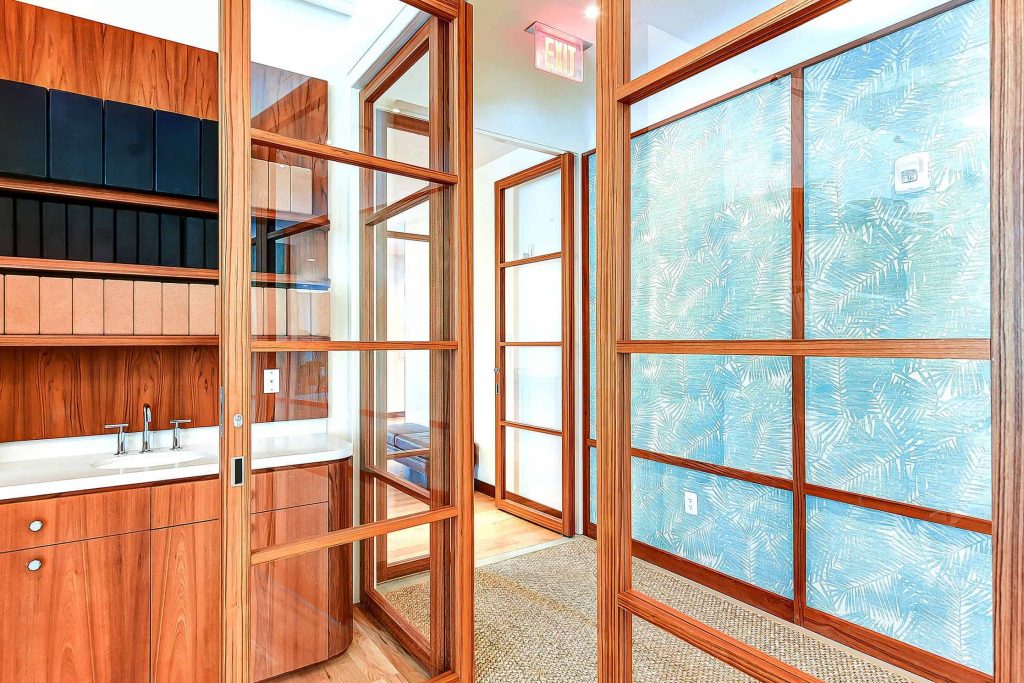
[588,1,994,679]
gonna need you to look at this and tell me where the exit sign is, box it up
[528,22,586,83]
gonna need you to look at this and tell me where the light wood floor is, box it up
[277,491,562,682]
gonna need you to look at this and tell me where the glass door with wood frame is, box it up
[495,154,574,536]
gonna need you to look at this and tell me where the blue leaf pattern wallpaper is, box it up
[632,354,792,477]
[807,497,993,673]
[804,1,991,339]
[584,0,993,673]
[630,78,792,340]
[632,457,794,597]
[806,357,991,518]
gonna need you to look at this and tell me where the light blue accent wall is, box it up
[807,497,993,673]
[632,354,792,477]
[632,457,794,597]
[806,357,992,518]
[630,78,792,340]
[804,1,991,339]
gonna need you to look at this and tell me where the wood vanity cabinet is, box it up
[0,460,352,683]
[0,531,150,682]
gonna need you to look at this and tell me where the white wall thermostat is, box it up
[894,152,930,194]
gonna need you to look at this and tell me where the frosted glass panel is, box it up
[630,77,791,340]
[505,170,561,259]
[632,457,794,597]
[505,346,562,431]
[804,0,991,339]
[632,355,793,478]
[504,427,562,512]
[504,259,561,342]
[807,497,993,673]
[807,357,991,518]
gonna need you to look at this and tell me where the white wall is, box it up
[472,146,554,486]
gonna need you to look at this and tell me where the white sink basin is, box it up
[92,450,208,470]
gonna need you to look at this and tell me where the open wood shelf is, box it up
[0,256,218,281]
[0,176,217,214]
[0,335,218,347]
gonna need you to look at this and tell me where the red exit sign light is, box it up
[528,22,586,83]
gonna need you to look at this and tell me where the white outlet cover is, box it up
[894,152,930,193]
[684,491,698,516]
[263,368,281,394]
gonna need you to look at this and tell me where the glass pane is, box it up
[588,446,598,524]
[504,170,562,259]
[630,78,791,340]
[632,355,793,478]
[505,346,562,431]
[804,0,991,339]
[629,0,780,79]
[504,259,562,342]
[806,357,992,518]
[383,237,430,341]
[374,523,432,641]
[632,615,756,682]
[586,154,598,441]
[504,427,563,513]
[807,497,993,674]
[631,456,794,597]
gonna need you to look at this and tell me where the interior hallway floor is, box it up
[276,491,563,682]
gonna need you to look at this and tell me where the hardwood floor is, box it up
[275,490,563,682]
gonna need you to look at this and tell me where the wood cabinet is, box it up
[0,531,150,682]
[0,460,351,682]
[151,520,221,683]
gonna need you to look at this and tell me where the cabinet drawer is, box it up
[252,465,329,513]
[152,478,220,528]
[0,487,150,553]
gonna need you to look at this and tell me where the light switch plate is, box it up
[263,368,280,394]
[684,491,698,516]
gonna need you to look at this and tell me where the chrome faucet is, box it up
[141,404,153,453]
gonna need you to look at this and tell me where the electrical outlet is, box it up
[684,491,698,516]
[263,368,280,394]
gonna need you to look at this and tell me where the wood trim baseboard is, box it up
[473,479,495,497]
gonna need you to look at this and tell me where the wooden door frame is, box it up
[595,0,1022,682]
[493,153,576,537]
[220,1,476,681]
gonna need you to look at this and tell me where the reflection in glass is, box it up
[504,259,562,342]
[804,0,990,339]
[385,237,430,341]
[505,346,562,431]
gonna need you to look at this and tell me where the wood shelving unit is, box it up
[0,256,219,281]
[0,176,217,214]
[0,335,218,347]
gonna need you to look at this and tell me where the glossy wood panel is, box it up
[0,532,150,682]
[251,502,330,680]
[0,486,150,553]
[152,478,221,528]
[152,520,221,683]
[992,0,1024,680]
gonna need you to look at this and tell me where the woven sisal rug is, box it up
[379,537,918,682]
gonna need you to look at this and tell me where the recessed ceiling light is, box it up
[584,5,600,19]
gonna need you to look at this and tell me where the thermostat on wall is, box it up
[894,152,930,193]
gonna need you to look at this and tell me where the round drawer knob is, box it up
[27,559,42,572]
[28,520,43,532]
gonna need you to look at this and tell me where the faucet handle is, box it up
[104,423,129,455]
[169,419,191,450]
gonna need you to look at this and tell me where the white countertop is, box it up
[0,420,353,501]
